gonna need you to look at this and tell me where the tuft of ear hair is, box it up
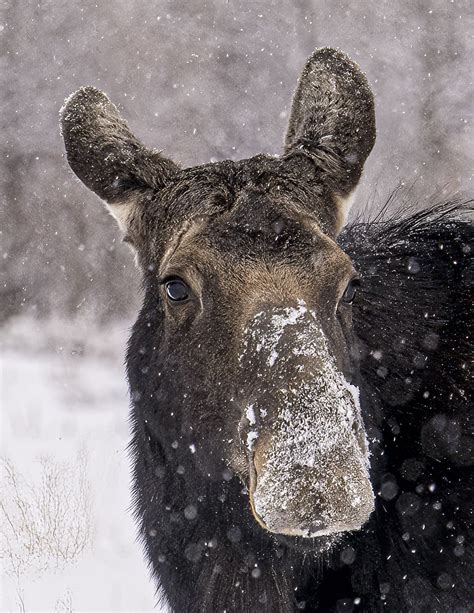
[284,48,376,230]
[60,87,178,229]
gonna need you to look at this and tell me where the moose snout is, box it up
[239,303,374,538]
[248,439,374,538]
[243,395,374,538]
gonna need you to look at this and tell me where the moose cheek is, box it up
[163,302,201,333]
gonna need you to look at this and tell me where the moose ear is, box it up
[60,87,178,231]
[284,48,376,231]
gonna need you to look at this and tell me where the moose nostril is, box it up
[352,420,360,437]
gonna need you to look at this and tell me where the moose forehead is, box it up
[156,157,353,287]
[149,156,351,276]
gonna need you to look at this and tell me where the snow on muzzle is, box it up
[239,302,374,538]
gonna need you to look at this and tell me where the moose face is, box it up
[61,49,376,543]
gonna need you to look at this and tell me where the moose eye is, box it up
[165,278,190,302]
[341,278,360,304]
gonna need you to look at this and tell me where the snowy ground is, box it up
[1,317,163,612]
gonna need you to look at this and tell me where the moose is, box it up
[61,48,472,612]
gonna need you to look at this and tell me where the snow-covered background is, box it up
[1,319,159,610]
[1,0,472,610]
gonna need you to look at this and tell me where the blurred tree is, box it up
[415,0,471,190]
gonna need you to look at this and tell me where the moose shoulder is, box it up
[61,48,472,612]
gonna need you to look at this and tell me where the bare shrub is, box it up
[0,452,92,581]
[55,589,74,612]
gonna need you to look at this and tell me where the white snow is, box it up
[246,403,256,426]
[0,317,163,612]
[247,431,259,451]
[249,300,309,368]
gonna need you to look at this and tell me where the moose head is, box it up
[61,48,376,546]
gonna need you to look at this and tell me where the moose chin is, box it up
[61,47,472,613]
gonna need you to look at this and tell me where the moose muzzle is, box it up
[239,302,374,538]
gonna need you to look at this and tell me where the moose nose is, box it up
[240,302,374,538]
[249,448,374,538]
